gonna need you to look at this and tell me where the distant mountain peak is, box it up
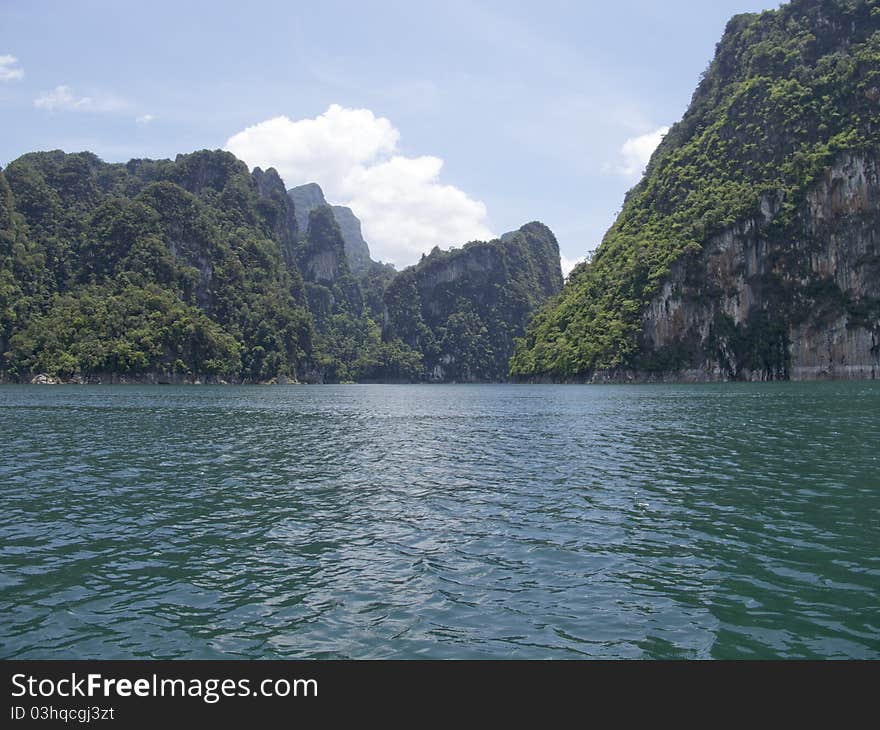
[287,183,372,274]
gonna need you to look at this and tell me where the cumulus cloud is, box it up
[136,113,155,125]
[610,126,670,179]
[560,254,585,278]
[34,85,128,113]
[225,104,494,266]
[0,54,23,81]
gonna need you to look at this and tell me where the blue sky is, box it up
[0,0,779,269]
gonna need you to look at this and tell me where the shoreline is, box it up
[515,365,879,384]
[2,368,877,386]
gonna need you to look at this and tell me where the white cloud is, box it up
[34,85,128,113]
[226,105,397,194]
[0,54,23,81]
[225,104,494,266]
[560,254,585,278]
[136,113,155,125]
[609,126,669,179]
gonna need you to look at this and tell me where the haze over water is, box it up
[1,383,878,659]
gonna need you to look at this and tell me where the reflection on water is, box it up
[1,383,878,658]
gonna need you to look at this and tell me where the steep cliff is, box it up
[288,182,373,274]
[298,205,349,283]
[384,222,563,381]
[511,0,880,381]
[330,205,372,274]
[288,182,326,233]
[0,149,314,383]
[252,165,299,265]
[634,151,879,381]
[2,148,562,384]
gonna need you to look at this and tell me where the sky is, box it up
[0,0,780,272]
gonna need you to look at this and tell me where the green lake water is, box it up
[1,382,878,658]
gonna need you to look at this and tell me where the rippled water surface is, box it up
[1,383,878,659]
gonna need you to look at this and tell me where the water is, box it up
[1,382,878,659]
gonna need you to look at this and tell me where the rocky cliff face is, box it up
[299,205,348,283]
[511,0,880,382]
[288,182,326,232]
[288,182,373,273]
[636,150,879,381]
[0,147,563,385]
[383,222,563,381]
[330,205,371,274]
[252,166,298,262]
[0,149,315,384]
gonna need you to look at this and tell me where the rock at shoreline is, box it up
[30,373,61,385]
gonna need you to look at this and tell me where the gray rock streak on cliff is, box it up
[639,150,880,381]
[288,182,373,274]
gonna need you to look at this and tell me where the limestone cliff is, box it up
[635,150,879,381]
[511,0,880,382]
[384,222,563,381]
[288,182,326,232]
[298,205,348,283]
[0,149,314,383]
[252,166,298,264]
[330,205,372,274]
[288,182,373,274]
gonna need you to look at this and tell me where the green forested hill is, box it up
[0,149,561,383]
[0,150,314,382]
[511,0,880,380]
[384,223,563,381]
[295,203,421,383]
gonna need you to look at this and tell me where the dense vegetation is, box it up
[0,150,315,381]
[384,223,563,381]
[0,149,561,382]
[296,204,423,382]
[511,0,880,378]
